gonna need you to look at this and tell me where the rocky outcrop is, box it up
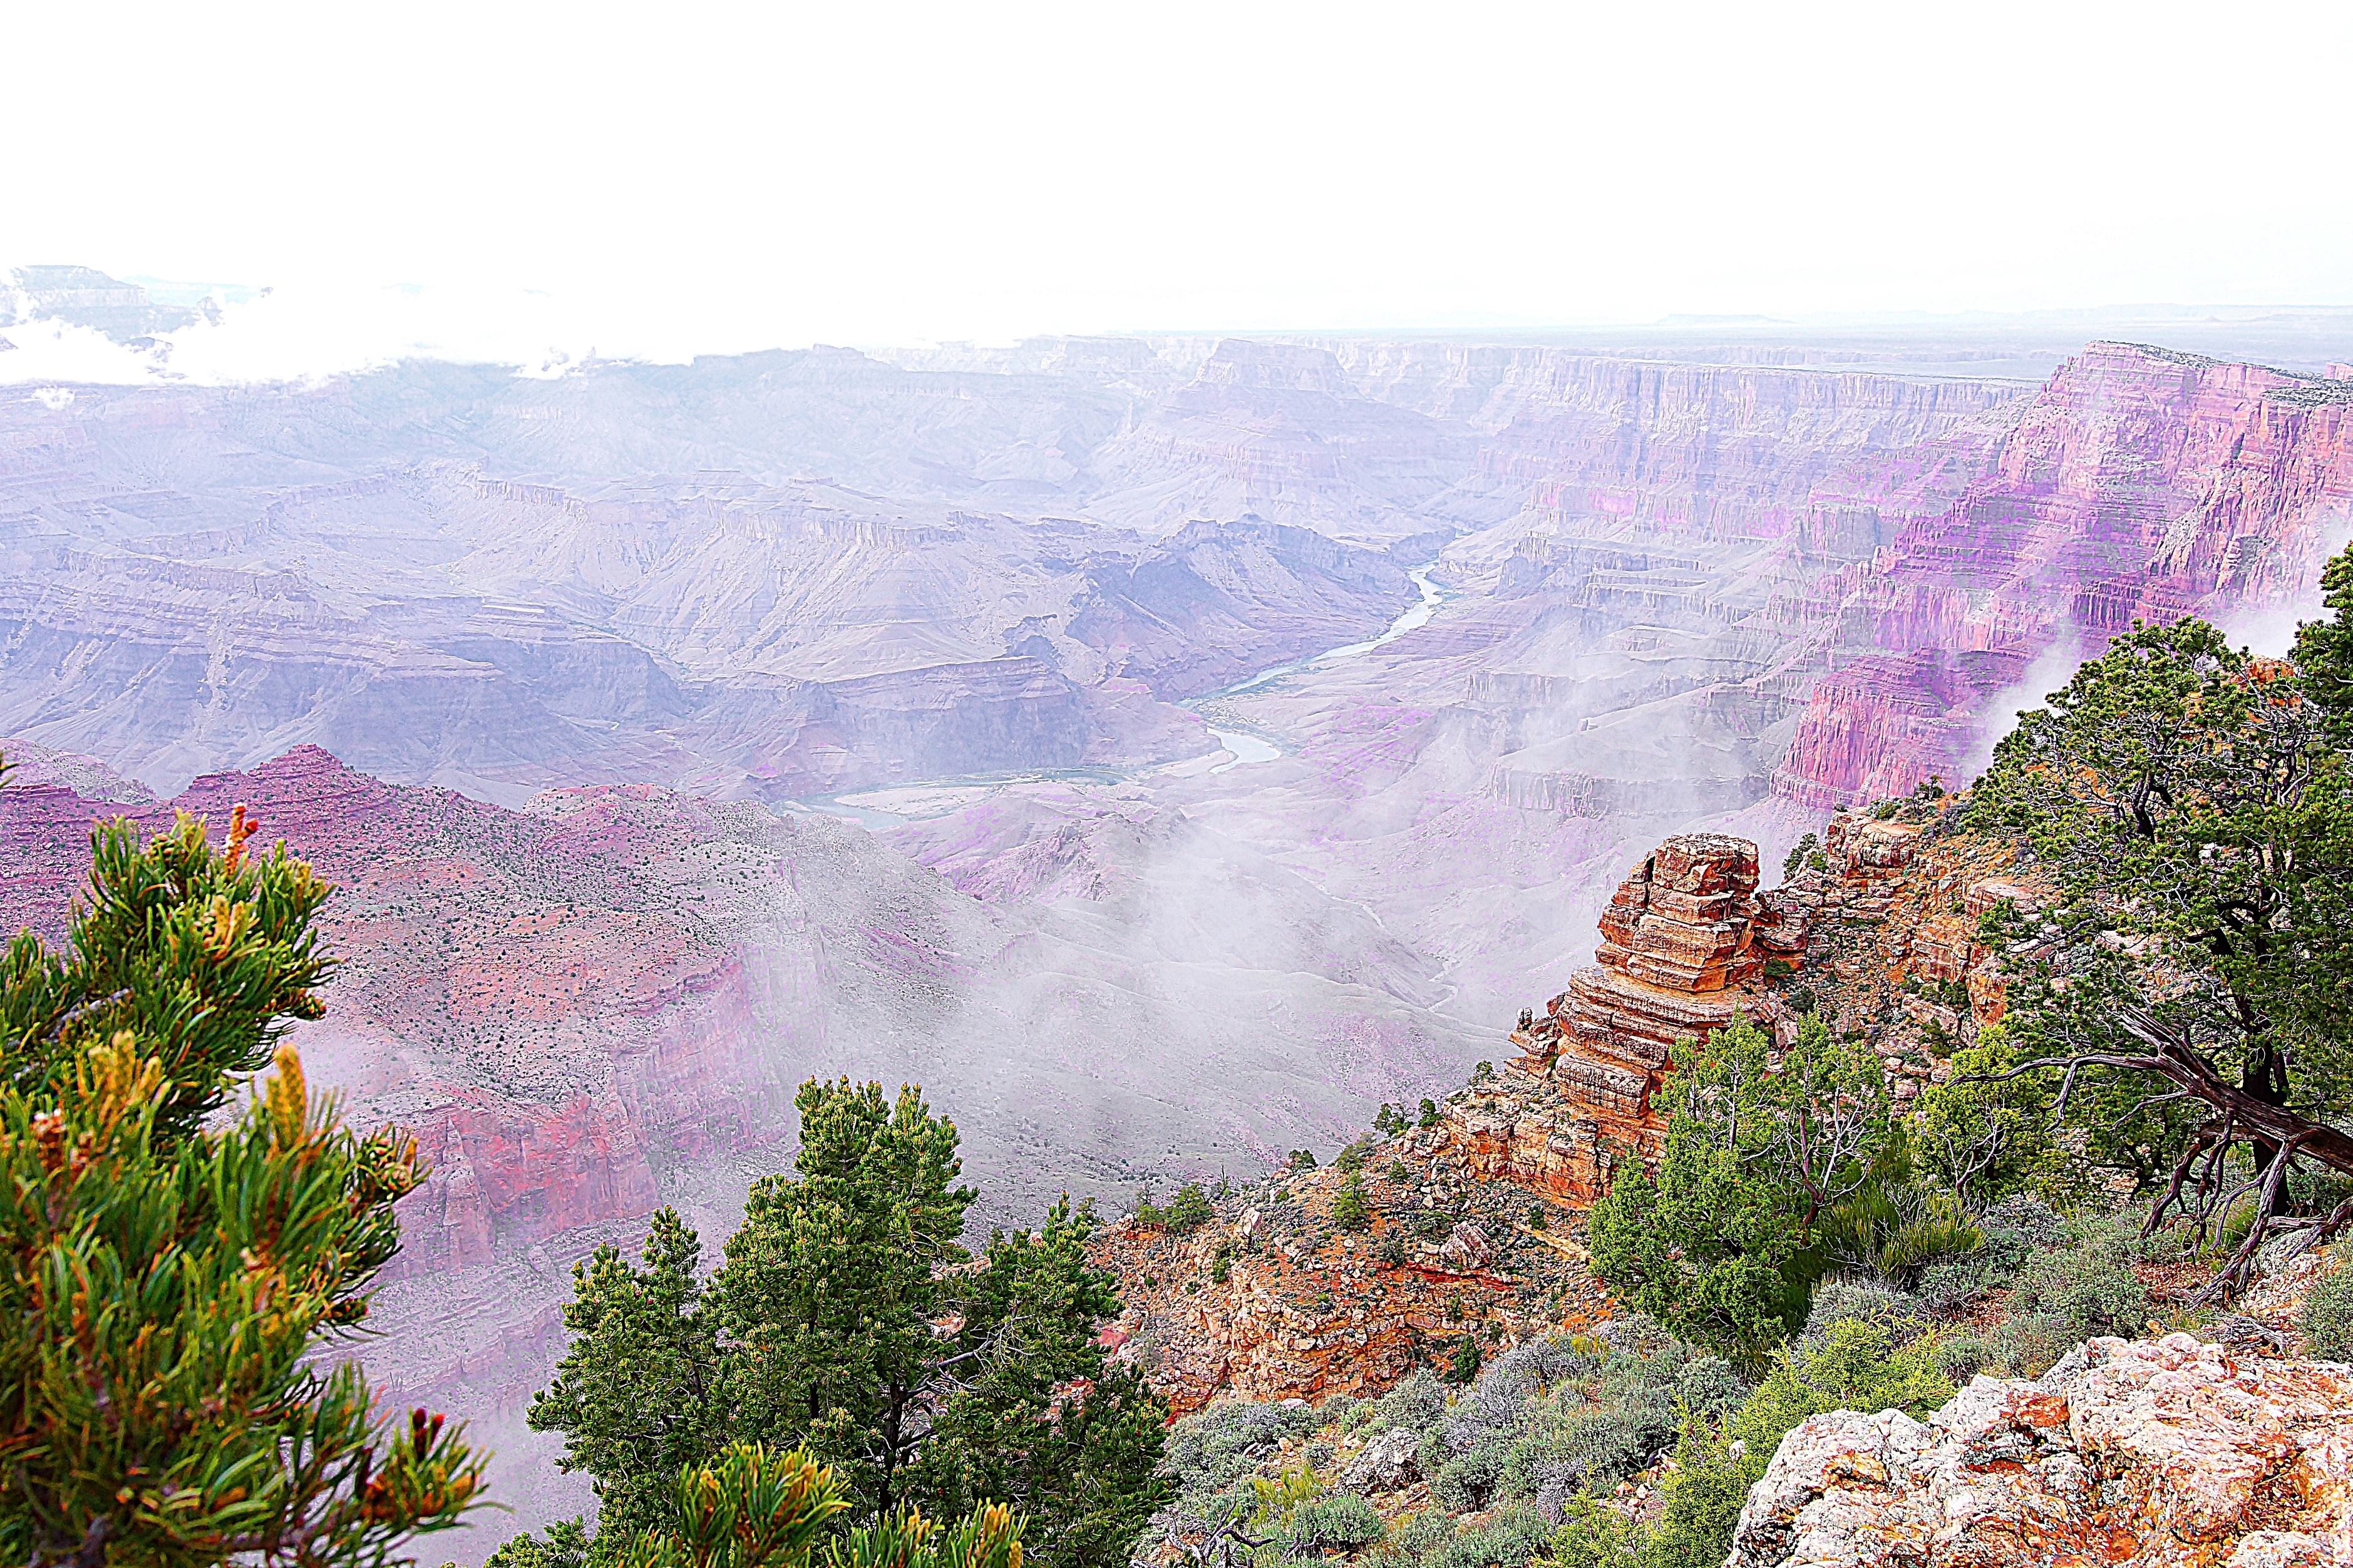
[1089,1114,1612,1415]
[1484,834,1783,1201]
[1730,1333,2353,1568]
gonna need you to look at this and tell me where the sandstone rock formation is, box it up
[1730,1333,2353,1568]
[1481,833,1783,1201]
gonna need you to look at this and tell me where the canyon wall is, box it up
[1774,344,2353,807]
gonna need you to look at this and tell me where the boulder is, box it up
[1341,1427,1422,1493]
[1729,1333,2353,1568]
[1438,1222,1493,1270]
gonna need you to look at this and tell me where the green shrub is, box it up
[1384,1509,1456,1565]
[1376,1370,1447,1432]
[1671,1355,1748,1417]
[2300,1253,2353,1359]
[1376,1233,1409,1267]
[1424,1505,1555,1568]
[1799,1278,1930,1354]
[1282,1492,1384,1555]
[1430,1442,1510,1512]
[1333,1171,1372,1231]
[1781,834,1821,882]
[1733,1320,1952,1470]
[1974,1312,2078,1378]
[2009,1250,2147,1340]
[1161,1401,1324,1495]
[1933,1333,1989,1380]
[1166,1180,1214,1232]
[1639,1417,1751,1568]
[1542,1494,1637,1568]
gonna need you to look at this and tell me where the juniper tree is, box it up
[0,770,484,1568]
[1965,559,2353,1296]
[1588,1016,1903,1366]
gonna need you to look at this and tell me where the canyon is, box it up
[8,301,2353,1554]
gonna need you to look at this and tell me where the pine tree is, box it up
[0,777,485,1568]
[525,1082,1166,1568]
[1330,1170,1371,1232]
[1163,1180,1212,1232]
[527,1211,729,1549]
[715,1080,976,1514]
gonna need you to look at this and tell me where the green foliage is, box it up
[1634,1418,1748,1568]
[1816,1144,1984,1289]
[1970,603,2353,1234]
[1245,1460,1320,1528]
[1279,1494,1383,1556]
[1429,1443,1505,1512]
[719,1079,977,1512]
[1332,1170,1371,1231]
[614,1444,851,1568]
[1735,1321,1951,1462]
[1334,1140,1366,1174]
[1446,1336,1484,1385]
[1779,834,1821,883]
[1376,1369,1447,1432]
[1374,1103,1408,1137]
[0,797,485,1568]
[1796,1279,1928,1356]
[1915,1025,2078,1209]
[528,1084,1165,1568]
[1473,1062,1495,1082]
[1165,1181,1213,1232]
[822,1501,1022,1568]
[2300,1252,2353,1358]
[2007,1248,2148,1340]
[1541,1494,1636,1568]
[1210,1242,1232,1285]
[1419,1099,1441,1128]
[531,1210,731,1546]
[1419,1507,1556,1568]
[488,1518,592,1568]
[1287,1149,1319,1171]
[595,1443,1021,1568]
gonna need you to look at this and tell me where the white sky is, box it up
[6,0,2352,372]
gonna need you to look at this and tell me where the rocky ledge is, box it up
[1731,1333,2353,1568]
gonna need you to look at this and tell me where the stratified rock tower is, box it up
[1497,833,1796,1200]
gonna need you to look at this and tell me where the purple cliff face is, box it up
[1775,344,2353,807]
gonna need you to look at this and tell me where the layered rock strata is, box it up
[1775,344,2353,808]
[1731,1334,2353,1568]
[1490,833,1783,1201]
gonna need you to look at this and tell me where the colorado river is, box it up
[1197,564,1448,771]
[798,563,1451,822]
